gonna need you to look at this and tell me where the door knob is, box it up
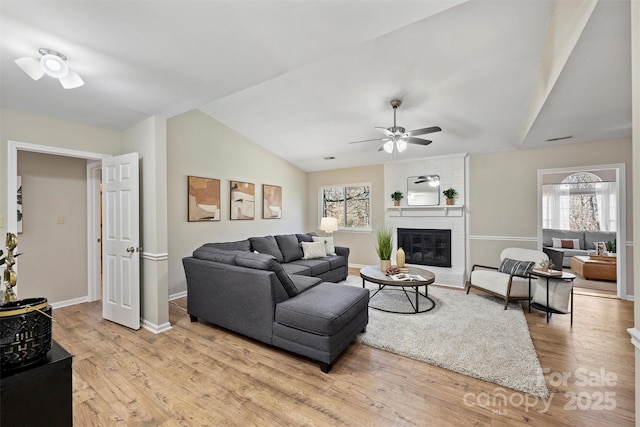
[126,247,135,253]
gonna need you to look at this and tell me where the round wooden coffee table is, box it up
[360,265,436,314]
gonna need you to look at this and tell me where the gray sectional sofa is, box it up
[182,233,369,373]
[542,228,616,267]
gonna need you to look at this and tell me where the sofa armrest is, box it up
[182,257,289,344]
[335,246,350,263]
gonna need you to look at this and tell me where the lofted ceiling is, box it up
[0,0,631,172]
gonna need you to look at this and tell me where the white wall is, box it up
[166,110,307,296]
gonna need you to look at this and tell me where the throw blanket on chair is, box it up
[531,278,572,313]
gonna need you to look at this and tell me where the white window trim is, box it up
[318,183,372,232]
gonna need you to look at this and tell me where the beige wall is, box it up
[0,108,121,234]
[122,116,169,329]
[16,151,89,303]
[0,108,121,305]
[469,137,633,295]
[306,164,385,266]
[166,110,308,296]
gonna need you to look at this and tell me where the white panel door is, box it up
[102,153,140,330]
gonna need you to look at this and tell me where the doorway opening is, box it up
[7,141,109,305]
[537,164,627,299]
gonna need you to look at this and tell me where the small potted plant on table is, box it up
[391,191,403,206]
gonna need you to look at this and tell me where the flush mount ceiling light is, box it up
[15,48,84,89]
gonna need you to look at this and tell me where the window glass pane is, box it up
[322,187,345,226]
[345,186,370,228]
[320,185,371,229]
[562,172,601,230]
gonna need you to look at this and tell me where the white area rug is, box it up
[346,276,549,397]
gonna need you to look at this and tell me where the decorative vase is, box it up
[396,247,405,268]
[380,259,391,272]
[393,200,400,206]
[446,198,454,205]
[0,297,52,371]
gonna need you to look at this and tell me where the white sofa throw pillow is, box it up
[552,237,580,249]
[312,236,337,256]
[301,241,326,260]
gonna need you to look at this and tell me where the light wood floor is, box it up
[51,283,634,426]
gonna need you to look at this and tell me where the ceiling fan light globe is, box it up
[396,140,407,152]
[15,57,45,80]
[383,141,394,153]
[40,54,69,78]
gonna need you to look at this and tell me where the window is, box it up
[542,172,616,231]
[320,184,371,230]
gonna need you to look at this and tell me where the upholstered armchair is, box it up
[466,248,548,309]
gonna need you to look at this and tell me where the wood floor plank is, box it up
[50,280,634,426]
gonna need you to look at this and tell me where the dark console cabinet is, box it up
[1,340,73,426]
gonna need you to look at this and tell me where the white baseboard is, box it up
[51,296,89,309]
[169,290,187,300]
[142,319,172,334]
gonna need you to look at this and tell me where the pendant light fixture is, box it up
[15,48,84,89]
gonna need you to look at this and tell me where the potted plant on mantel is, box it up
[390,191,403,206]
[443,188,458,205]
[375,226,393,272]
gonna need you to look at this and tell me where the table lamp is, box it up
[320,217,338,235]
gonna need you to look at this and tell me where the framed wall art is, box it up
[188,176,221,221]
[17,176,22,233]
[263,184,282,219]
[230,180,255,220]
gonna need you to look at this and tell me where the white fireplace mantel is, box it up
[387,205,464,217]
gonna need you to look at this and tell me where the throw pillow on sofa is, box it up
[249,236,285,262]
[301,241,327,260]
[275,234,304,262]
[498,258,535,276]
[296,232,318,243]
[552,238,580,249]
[193,246,239,265]
[235,252,299,297]
[312,236,337,256]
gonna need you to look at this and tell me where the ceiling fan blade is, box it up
[405,126,442,137]
[59,69,84,89]
[375,127,393,137]
[348,137,388,144]
[15,57,45,80]
[404,137,432,146]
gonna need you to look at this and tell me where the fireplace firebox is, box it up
[397,228,451,268]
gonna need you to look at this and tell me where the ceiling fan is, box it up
[15,48,84,89]
[348,99,441,153]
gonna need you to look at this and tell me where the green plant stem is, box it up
[376,226,393,260]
